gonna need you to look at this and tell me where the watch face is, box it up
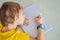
[39,24,45,30]
[41,24,45,29]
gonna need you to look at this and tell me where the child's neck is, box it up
[1,24,17,32]
[1,26,9,32]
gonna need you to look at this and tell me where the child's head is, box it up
[0,2,25,27]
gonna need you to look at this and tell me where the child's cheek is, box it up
[18,15,25,25]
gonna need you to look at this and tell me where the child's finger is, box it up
[34,15,43,24]
[23,18,29,26]
[36,15,41,19]
[34,15,41,21]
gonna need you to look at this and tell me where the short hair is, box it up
[0,8,1,20]
[0,2,23,26]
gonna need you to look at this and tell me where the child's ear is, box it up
[14,15,18,21]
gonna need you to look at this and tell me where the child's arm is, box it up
[29,15,44,40]
[29,29,44,40]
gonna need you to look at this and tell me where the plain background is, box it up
[0,0,60,40]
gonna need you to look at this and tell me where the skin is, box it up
[1,10,44,40]
[23,18,29,26]
[29,15,44,40]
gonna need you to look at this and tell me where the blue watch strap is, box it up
[37,24,45,30]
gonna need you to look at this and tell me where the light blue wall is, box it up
[0,0,60,40]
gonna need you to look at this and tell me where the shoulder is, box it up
[16,29,30,40]
[0,21,2,30]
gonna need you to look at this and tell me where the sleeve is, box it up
[19,31,30,40]
[0,21,2,30]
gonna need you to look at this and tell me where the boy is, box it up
[0,2,44,40]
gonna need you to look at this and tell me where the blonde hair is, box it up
[0,2,23,26]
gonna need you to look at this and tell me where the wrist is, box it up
[37,24,45,30]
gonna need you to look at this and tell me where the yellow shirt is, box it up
[0,22,30,40]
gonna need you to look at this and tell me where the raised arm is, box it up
[29,15,44,40]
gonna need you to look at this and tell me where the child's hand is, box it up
[23,18,29,26]
[34,15,42,25]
